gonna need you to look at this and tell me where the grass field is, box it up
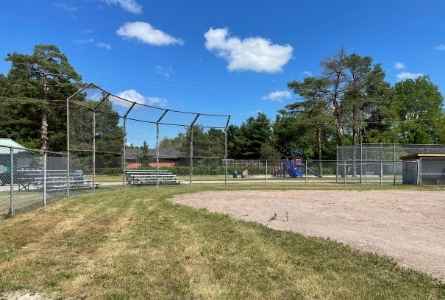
[0,185,443,299]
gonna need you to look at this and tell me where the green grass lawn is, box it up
[0,185,443,299]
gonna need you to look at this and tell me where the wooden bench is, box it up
[125,170,179,185]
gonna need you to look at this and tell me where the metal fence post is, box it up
[9,147,14,216]
[265,160,268,184]
[92,110,96,192]
[43,150,47,207]
[360,143,363,184]
[189,126,194,186]
[343,161,347,185]
[393,143,396,185]
[418,158,423,186]
[305,160,308,183]
[66,94,70,198]
[156,123,160,188]
[380,159,383,185]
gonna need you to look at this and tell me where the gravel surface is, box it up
[174,190,445,280]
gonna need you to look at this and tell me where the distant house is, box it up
[125,147,185,169]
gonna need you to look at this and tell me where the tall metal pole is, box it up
[122,118,127,185]
[92,110,96,192]
[224,129,228,186]
[393,143,396,185]
[66,93,70,197]
[9,148,14,216]
[336,145,338,183]
[360,143,363,184]
[156,123,160,188]
[189,114,200,186]
[265,160,268,184]
[305,159,308,184]
[224,115,230,187]
[189,126,194,185]
[122,102,136,186]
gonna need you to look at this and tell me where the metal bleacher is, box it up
[16,169,93,192]
[125,169,179,185]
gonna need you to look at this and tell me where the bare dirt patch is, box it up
[174,190,445,280]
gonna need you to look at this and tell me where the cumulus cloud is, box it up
[102,0,142,14]
[262,90,292,102]
[394,62,405,70]
[114,89,167,107]
[397,72,423,81]
[434,44,445,51]
[204,27,293,73]
[117,22,183,46]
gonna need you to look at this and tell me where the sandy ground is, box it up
[174,190,445,280]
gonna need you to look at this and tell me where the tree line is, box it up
[0,45,444,161]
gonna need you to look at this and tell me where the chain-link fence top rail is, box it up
[67,84,231,185]
[337,144,445,161]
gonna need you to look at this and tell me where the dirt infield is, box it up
[174,190,445,280]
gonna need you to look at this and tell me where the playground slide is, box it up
[284,160,303,177]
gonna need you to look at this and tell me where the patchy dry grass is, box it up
[0,185,443,299]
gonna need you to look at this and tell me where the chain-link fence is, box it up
[0,145,97,217]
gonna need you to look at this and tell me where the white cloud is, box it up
[102,0,142,14]
[434,44,445,51]
[397,72,423,81]
[303,71,313,77]
[117,22,183,46]
[204,27,293,73]
[262,90,292,102]
[96,42,112,50]
[114,89,167,107]
[394,62,405,70]
[74,38,95,44]
[53,2,78,12]
[74,38,111,50]
[155,65,174,79]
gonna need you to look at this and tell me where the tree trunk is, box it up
[41,111,48,152]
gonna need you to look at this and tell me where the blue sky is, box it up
[1,0,445,145]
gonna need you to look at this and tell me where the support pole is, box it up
[224,130,228,186]
[65,84,93,198]
[66,93,70,198]
[189,114,200,186]
[122,117,127,185]
[360,143,363,184]
[156,123,160,188]
[122,102,136,186]
[265,160,268,184]
[92,110,96,192]
[155,109,169,188]
[418,158,423,186]
[9,148,14,216]
[380,159,383,185]
[336,145,338,183]
[43,150,47,207]
[305,159,308,184]
[393,143,396,185]
[224,115,230,187]
[343,161,347,185]
[189,126,194,185]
